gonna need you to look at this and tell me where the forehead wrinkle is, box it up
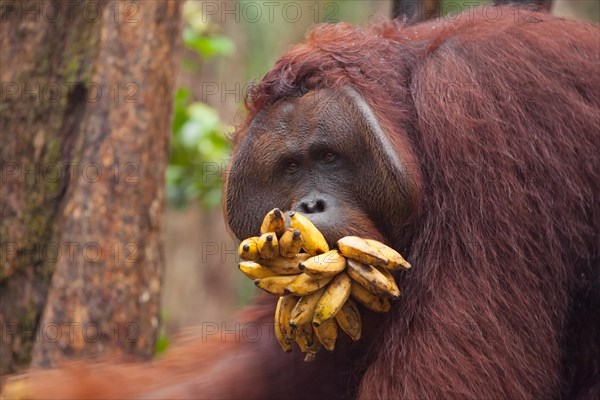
[247,89,357,164]
[313,93,361,156]
[265,97,309,143]
[268,100,294,136]
[246,98,309,167]
[296,91,332,145]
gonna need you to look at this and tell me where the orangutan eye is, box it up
[286,161,300,173]
[322,151,336,163]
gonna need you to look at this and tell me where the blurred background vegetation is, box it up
[161,0,599,342]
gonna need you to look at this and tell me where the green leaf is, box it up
[155,333,170,354]
[183,29,235,58]
[168,10,233,210]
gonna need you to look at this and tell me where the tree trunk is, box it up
[0,0,182,373]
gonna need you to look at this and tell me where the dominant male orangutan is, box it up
[5,3,599,400]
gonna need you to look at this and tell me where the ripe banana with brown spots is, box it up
[274,296,293,352]
[335,298,361,341]
[290,288,325,327]
[294,322,319,356]
[258,232,278,259]
[238,261,277,280]
[257,254,309,275]
[314,318,338,351]
[337,236,389,267]
[260,208,287,237]
[299,250,346,278]
[237,210,411,361]
[289,211,329,255]
[279,228,303,258]
[375,265,401,297]
[346,259,400,300]
[285,273,334,296]
[278,295,298,343]
[313,272,352,326]
[350,281,391,313]
[366,239,411,270]
[238,236,260,261]
[254,275,298,296]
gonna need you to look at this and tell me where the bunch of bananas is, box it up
[238,208,411,362]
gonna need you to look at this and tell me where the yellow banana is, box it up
[335,298,361,341]
[284,273,334,296]
[375,265,401,298]
[337,236,389,268]
[294,322,316,353]
[289,211,329,255]
[258,232,278,259]
[279,228,303,258]
[346,259,400,300]
[239,209,413,358]
[304,341,321,363]
[260,208,286,237]
[314,318,338,351]
[299,250,346,278]
[290,288,325,327]
[274,296,293,352]
[238,261,277,280]
[238,236,260,261]
[313,272,352,326]
[254,275,298,296]
[365,239,411,270]
[258,253,310,274]
[278,295,298,342]
[295,323,322,362]
[350,281,391,313]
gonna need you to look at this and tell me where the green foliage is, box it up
[167,1,233,209]
[183,29,234,59]
[168,88,230,209]
[154,331,170,354]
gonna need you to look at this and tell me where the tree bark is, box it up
[0,0,182,373]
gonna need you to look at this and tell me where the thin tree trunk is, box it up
[0,0,182,373]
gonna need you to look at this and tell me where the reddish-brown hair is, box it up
[234,6,600,399]
[13,6,600,400]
